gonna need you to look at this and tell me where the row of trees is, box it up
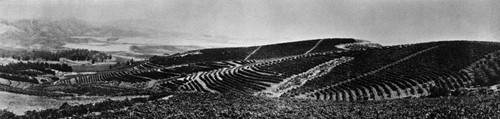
[0,62,72,76]
[0,49,111,62]
[0,73,38,83]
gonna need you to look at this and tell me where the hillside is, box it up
[52,38,368,85]
[283,41,500,100]
[50,39,500,101]
[149,38,364,65]
[1,38,500,118]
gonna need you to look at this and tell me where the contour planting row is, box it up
[157,60,256,74]
[463,50,500,86]
[56,60,257,85]
[150,47,259,66]
[151,38,356,66]
[56,70,156,84]
[247,38,358,60]
[176,52,343,94]
[247,51,347,78]
[307,38,358,53]
[275,57,355,97]
[295,43,453,100]
[0,77,35,89]
[132,62,164,70]
[287,42,444,96]
[177,65,284,93]
[143,59,252,71]
[293,42,500,101]
[0,73,38,84]
[246,39,319,60]
[300,53,500,101]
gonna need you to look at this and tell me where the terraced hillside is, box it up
[175,52,342,93]
[149,38,360,65]
[54,60,255,85]
[286,41,500,100]
[168,41,500,101]
[54,38,363,85]
[0,74,36,89]
[50,39,500,101]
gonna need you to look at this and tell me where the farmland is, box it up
[3,91,499,118]
[0,38,500,118]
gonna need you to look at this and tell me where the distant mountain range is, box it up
[0,18,250,55]
[0,18,149,49]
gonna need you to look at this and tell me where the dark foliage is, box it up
[150,47,258,66]
[308,38,358,53]
[0,73,38,84]
[8,92,496,118]
[46,84,155,96]
[286,41,500,98]
[149,38,357,66]
[0,49,110,62]
[0,109,16,119]
[246,40,318,60]
[0,62,72,76]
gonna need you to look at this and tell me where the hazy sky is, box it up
[1,0,499,45]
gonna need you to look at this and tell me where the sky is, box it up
[1,0,499,45]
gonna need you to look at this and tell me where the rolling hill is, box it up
[47,38,500,101]
[2,38,500,118]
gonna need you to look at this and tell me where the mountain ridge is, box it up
[0,18,149,49]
